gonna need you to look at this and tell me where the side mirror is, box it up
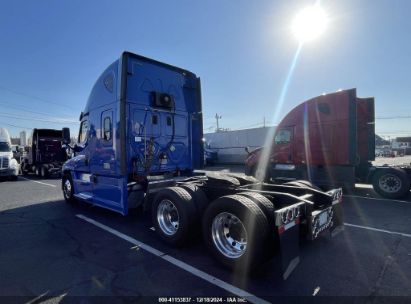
[245,146,250,154]
[62,127,71,144]
[73,143,84,153]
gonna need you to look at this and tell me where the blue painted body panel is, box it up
[63,52,203,215]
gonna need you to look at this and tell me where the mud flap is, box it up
[275,220,301,280]
[330,201,344,238]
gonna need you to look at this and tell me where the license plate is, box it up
[318,212,328,226]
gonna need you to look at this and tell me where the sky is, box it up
[0,0,410,140]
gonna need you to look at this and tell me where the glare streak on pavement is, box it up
[18,176,57,187]
[345,194,411,204]
[344,223,411,238]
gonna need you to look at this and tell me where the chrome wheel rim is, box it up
[157,199,179,236]
[211,212,247,259]
[379,174,401,193]
[64,179,72,198]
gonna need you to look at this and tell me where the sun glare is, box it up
[292,5,328,43]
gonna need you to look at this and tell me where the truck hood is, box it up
[0,151,12,158]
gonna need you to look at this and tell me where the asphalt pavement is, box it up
[0,170,411,303]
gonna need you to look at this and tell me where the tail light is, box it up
[276,203,304,235]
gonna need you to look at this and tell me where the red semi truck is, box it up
[245,88,411,199]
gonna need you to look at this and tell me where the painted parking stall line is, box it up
[76,214,269,304]
[345,194,411,204]
[19,176,57,188]
[344,222,411,238]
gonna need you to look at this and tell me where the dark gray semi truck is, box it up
[22,128,70,178]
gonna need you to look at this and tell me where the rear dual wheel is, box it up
[153,186,273,272]
[40,165,49,178]
[35,165,49,178]
[202,194,269,272]
[152,187,197,246]
[179,183,208,216]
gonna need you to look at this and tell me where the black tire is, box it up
[62,174,76,204]
[179,183,208,216]
[35,166,41,177]
[238,192,275,228]
[21,163,28,176]
[372,168,410,199]
[284,180,321,191]
[202,194,269,273]
[226,173,259,186]
[152,187,197,246]
[40,165,49,178]
[204,173,241,201]
[205,172,240,187]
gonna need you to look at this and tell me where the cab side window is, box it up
[103,117,112,141]
[78,120,89,144]
[274,129,291,144]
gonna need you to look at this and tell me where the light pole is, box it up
[215,113,222,132]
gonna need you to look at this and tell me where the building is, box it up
[204,126,276,164]
[10,137,20,145]
[19,131,27,147]
[392,136,411,155]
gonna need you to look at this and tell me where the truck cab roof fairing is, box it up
[83,61,119,114]
[276,89,358,130]
[0,128,11,144]
[83,52,201,177]
[118,51,202,176]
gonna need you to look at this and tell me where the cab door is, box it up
[90,110,124,213]
[72,117,93,200]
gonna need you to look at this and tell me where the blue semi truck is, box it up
[62,52,344,278]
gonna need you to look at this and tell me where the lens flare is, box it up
[254,44,303,183]
[292,5,328,43]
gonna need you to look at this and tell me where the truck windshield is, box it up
[274,129,291,144]
[0,142,11,152]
